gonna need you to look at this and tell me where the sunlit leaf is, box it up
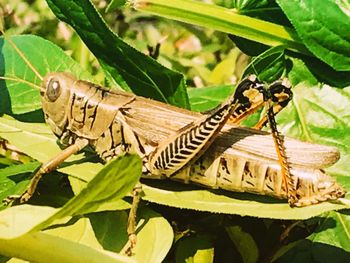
[0,35,92,115]
[0,154,141,238]
[277,0,350,71]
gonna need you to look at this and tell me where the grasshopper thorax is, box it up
[41,72,76,137]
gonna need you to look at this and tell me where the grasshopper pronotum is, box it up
[0,28,346,253]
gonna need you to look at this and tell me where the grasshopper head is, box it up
[41,72,76,137]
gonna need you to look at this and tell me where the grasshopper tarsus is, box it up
[2,195,20,206]
[2,188,36,206]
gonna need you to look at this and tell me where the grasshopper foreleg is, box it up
[3,138,89,205]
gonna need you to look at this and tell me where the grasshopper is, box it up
[0,30,346,252]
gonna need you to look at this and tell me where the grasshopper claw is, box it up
[2,195,21,206]
[2,191,33,206]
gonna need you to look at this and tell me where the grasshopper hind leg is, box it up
[262,79,298,206]
[229,76,298,206]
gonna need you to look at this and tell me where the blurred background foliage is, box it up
[2,0,250,88]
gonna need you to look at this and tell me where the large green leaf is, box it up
[277,58,350,176]
[45,0,190,109]
[0,231,135,263]
[0,35,92,115]
[132,207,174,263]
[276,0,350,71]
[65,208,173,263]
[0,205,171,263]
[0,116,349,220]
[142,181,349,220]
[0,154,141,239]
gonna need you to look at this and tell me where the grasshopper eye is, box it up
[47,79,61,102]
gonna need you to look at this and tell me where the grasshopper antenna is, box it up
[0,22,43,82]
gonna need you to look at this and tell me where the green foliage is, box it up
[0,0,350,262]
[276,0,350,71]
[0,36,92,115]
[46,0,190,109]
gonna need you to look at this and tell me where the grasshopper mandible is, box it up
[0,30,346,252]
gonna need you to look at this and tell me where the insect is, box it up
[0,30,346,253]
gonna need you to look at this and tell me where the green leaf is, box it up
[0,205,171,262]
[243,46,287,82]
[0,162,40,210]
[0,116,349,220]
[0,35,92,115]
[277,58,350,176]
[0,116,78,163]
[0,154,141,238]
[234,0,290,26]
[44,216,109,250]
[228,1,291,56]
[309,211,350,252]
[298,54,350,88]
[141,182,350,220]
[276,0,350,71]
[175,234,214,263]
[88,211,129,252]
[274,212,350,263]
[226,225,259,263]
[132,207,173,263]
[87,207,174,263]
[0,231,135,263]
[187,85,233,112]
[229,35,269,57]
[46,0,190,109]
[0,205,58,239]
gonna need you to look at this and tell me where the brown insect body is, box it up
[39,72,345,206]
